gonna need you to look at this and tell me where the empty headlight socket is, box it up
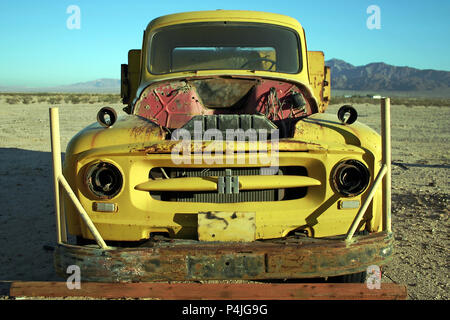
[85,161,123,199]
[331,159,370,197]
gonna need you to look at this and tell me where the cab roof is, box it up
[145,10,304,32]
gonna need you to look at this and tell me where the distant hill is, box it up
[2,61,450,97]
[325,59,450,94]
[0,78,120,93]
[59,78,120,92]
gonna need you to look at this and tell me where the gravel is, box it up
[0,101,448,300]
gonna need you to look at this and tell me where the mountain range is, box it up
[1,61,449,96]
[325,59,450,94]
[0,78,120,93]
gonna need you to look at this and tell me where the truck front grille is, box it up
[149,166,307,203]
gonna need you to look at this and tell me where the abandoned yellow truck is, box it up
[51,10,393,283]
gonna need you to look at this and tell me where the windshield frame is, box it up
[147,22,303,75]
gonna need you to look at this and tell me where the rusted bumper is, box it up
[54,232,393,282]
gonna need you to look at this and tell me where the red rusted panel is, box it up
[245,80,309,120]
[9,281,407,300]
[134,78,312,128]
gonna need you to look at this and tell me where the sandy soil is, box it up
[0,100,448,300]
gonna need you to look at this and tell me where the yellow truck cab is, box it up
[53,10,393,283]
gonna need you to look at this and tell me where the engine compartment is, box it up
[133,77,316,135]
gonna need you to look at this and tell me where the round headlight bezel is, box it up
[331,159,370,197]
[85,161,123,199]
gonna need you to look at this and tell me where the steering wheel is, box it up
[240,58,277,71]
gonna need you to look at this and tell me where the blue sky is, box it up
[0,0,449,87]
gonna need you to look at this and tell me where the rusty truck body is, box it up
[51,10,393,282]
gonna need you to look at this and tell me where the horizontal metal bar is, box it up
[54,232,393,282]
[135,175,321,191]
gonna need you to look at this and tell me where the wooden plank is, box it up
[10,281,407,300]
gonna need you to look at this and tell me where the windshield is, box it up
[148,22,301,74]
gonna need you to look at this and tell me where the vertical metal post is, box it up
[49,107,108,249]
[59,186,67,242]
[50,108,67,243]
[381,98,392,233]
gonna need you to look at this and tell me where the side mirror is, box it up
[97,107,117,128]
[337,105,358,124]
[121,64,130,105]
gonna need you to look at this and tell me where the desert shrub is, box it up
[330,96,450,107]
[5,97,20,104]
[99,94,120,104]
[77,95,88,103]
[394,98,449,107]
[21,96,33,104]
[48,96,63,104]
[37,96,48,103]
[63,95,72,103]
[86,95,99,104]
[69,95,81,104]
[330,96,375,105]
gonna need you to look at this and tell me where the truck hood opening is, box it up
[133,76,316,135]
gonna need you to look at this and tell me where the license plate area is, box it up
[197,211,256,242]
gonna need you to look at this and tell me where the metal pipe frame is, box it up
[50,108,109,249]
[381,98,392,233]
[345,97,392,242]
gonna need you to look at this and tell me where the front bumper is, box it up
[54,231,393,282]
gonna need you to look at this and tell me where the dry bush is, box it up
[330,96,450,107]
[5,97,20,104]
[21,96,33,104]
[71,96,81,104]
[63,95,72,104]
[98,94,120,104]
[79,95,91,103]
[37,96,48,103]
[48,96,63,105]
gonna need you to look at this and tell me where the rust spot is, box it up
[90,130,104,148]
[54,232,393,282]
[129,122,164,140]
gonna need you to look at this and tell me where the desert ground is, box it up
[0,95,448,299]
